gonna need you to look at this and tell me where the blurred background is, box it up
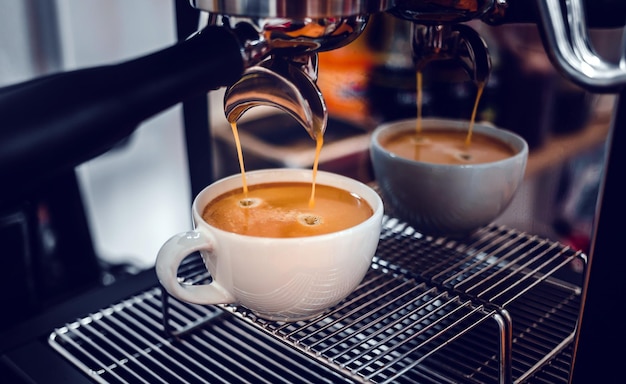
[0,0,620,327]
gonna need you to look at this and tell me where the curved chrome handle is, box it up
[412,24,491,85]
[451,24,491,85]
[535,0,626,92]
[223,55,327,140]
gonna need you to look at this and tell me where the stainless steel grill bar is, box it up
[87,308,210,383]
[48,217,584,383]
[211,322,339,382]
[515,335,574,384]
[122,302,231,382]
[282,271,426,339]
[487,250,581,307]
[438,236,559,289]
[360,305,497,383]
[51,326,120,384]
[304,282,440,351]
[52,287,350,383]
[222,264,510,383]
[426,229,541,283]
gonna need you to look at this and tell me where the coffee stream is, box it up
[230,122,249,195]
[229,119,325,225]
[415,71,486,160]
[309,134,324,208]
[465,81,485,147]
[228,66,486,221]
[416,72,424,137]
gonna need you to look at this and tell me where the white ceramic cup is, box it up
[370,118,528,237]
[156,168,383,322]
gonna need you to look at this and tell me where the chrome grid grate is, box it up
[49,217,584,383]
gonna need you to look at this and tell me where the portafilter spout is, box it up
[224,54,327,140]
[386,0,626,92]
[376,1,494,97]
[412,23,491,85]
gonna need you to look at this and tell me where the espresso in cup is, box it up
[203,182,373,238]
[156,169,383,322]
[370,118,528,237]
[381,129,516,165]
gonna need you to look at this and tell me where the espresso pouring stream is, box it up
[415,70,487,161]
[230,121,325,209]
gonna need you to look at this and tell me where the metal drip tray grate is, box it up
[48,217,584,383]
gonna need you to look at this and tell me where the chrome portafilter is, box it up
[213,14,369,140]
[223,54,327,140]
[412,23,491,86]
[382,1,495,92]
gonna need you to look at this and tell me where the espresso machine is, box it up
[1,0,626,383]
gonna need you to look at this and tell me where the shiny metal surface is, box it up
[224,55,327,140]
[49,217,584,383]
[190,0,389,18]
[203,0,626,95]
[535,0,626,92]
[412,23,491,84]
[213,14,369,60]
[387,0,497,24]
[214,12,368,141]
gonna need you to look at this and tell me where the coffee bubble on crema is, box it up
[238,197,262,208]
[236,197,325,227]
[297,213,324,227]
[411,135,431,146]
[453,151,474,162]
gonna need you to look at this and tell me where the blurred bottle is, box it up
[365,13,417,123]
[317,22,376,128]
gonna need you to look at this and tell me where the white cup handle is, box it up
[155,230,235,305]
